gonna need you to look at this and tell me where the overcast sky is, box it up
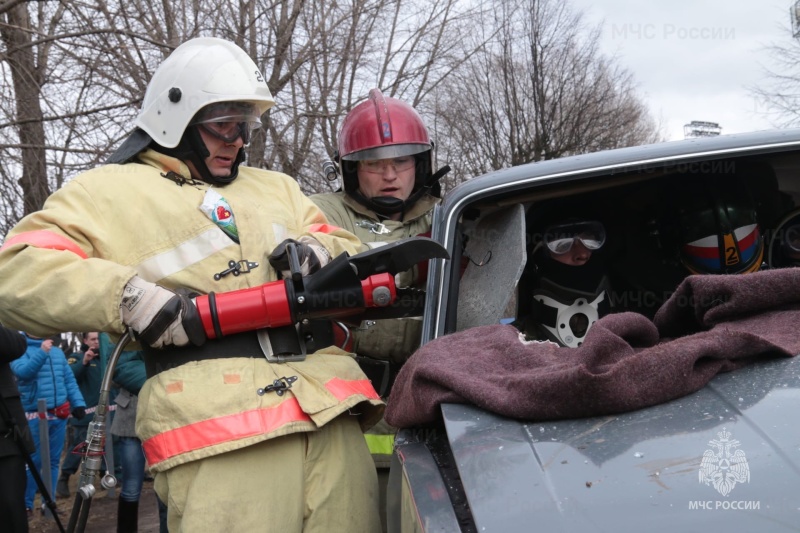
[568,0,794,140]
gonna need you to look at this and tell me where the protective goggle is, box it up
[191,103,262,144]
[543,220,606,255]
[358,156,415,175]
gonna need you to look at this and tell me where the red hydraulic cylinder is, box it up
[195,280,293,339]
[195,273,397,340]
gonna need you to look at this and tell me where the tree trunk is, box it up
[1,3,49,214]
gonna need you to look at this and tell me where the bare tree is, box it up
[253,0,490,194]
[0,0,206,236]
[751,28,800,128]
[0,2,51,216]
[432,0,663,185]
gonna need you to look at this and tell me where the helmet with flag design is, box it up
[676,181,764,275]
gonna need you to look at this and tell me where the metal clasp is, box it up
[257,376,298,396]
[354,320,377,331]
[214,259,259,280]
[357,220,391,235]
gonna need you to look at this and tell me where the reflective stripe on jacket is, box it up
[139,350,380,470]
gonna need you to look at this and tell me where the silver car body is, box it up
[388,129,800,532]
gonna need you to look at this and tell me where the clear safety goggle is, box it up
[358,156,415,175]
[192,104,262,144]
[198,119,261,144]
[544,220,606,255]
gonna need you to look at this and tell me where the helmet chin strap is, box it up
[348,164,451,218]
[351,186,432,218]
[156,126,244,186]
[350,191,405,217]
[186,127,244,185]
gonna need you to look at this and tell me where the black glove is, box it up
[268,237,329,278]
[71,407,86,420]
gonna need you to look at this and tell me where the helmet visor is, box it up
[544,220,606,255]
[191,102,262,144]
[358,156,416,175]
[342,143,429,161]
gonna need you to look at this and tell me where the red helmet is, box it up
[339,89,431,162]
[336,89,441,215]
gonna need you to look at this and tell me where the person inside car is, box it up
[514,211,611,348]
[608,174,766,319]
[674,182,764,276]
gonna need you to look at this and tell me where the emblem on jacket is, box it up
[200,188,240,243]
[699,428,750,497]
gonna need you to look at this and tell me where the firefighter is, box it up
[311,89,449,522]
[0,37,383,532]
[313,89,449,371]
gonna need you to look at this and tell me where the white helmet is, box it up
[136,37,275,148]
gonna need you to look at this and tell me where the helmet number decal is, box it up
[254,69,264,83]
[723,233,740,266]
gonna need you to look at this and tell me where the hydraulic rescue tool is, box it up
[194,236,448,339]
[67,236,448,532]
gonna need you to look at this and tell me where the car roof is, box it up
[440,128,800,215]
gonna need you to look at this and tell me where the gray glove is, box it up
[120,276,206,348]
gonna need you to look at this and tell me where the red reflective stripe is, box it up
[325,377,380,401]
[141,398,311,467]
[307,223,341,234]
[0,231,88,259]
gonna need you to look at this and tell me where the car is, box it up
[385,128,800,532]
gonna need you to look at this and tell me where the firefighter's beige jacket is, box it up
[0,150,383,472]
[311,191,438,363]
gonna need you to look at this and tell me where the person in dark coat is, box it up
[0,325,33,531]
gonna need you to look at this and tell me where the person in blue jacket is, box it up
[11,333,86,514]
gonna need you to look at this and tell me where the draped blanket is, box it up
[385,269,800,428]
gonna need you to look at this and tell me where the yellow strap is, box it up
[364,433,395,455]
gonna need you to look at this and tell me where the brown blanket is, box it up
[385,268,800,428]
